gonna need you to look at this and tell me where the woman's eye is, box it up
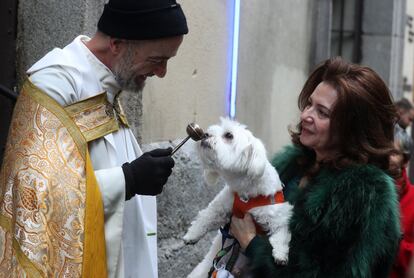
[224,132,233,140]
[318,109,329,118]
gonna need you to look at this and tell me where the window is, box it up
[330,0,363,63]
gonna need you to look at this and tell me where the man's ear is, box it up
[109,38,124,55]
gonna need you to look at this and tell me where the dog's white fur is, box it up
[184,118,293,278]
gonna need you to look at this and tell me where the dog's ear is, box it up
[203,169,220,186]
[240,137,267,178]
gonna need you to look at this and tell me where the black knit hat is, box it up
[98,0,188,40]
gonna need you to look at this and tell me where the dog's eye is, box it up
[224,132,233,140]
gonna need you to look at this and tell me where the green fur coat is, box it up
[245,145,400,278]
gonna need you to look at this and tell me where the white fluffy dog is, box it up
[184,118,292,278]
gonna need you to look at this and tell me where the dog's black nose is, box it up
[200,133,212,148]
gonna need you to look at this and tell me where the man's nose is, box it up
[154,61,167,78]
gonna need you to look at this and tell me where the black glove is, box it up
[122,148,175,200]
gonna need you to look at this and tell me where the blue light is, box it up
[229,0,240,119]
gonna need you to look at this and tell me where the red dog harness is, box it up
[232,191,285,234]
[209,192,286,277]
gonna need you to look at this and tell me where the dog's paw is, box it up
[183,233,199,245]
[274,257,288,266]
[183,238,197,245]
[272,247,289,265]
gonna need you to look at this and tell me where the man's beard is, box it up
[113,45,145,92]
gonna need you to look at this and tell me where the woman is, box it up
[230,57,401,277]
[389,123,414,278]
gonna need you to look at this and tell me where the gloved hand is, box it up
[122,147,175,200]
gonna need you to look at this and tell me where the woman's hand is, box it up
[230,213,257,250]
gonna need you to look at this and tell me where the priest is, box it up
[0,0,188,277]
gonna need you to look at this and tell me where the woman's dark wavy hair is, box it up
[290,57,398,174]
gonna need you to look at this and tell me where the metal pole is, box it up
[338,0,346,56]
[353,0,364,63]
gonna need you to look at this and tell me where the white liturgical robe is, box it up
[27,35,158,278]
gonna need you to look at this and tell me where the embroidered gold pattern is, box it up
[0,85,87,277]
[114,91,129,127]
[65,93,120,142]
[73,103,113,132]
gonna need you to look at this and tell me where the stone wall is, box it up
[361,0,406,98]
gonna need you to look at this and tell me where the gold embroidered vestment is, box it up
[0,80,107,277]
